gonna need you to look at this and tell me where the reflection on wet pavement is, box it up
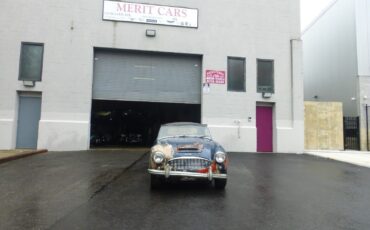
[1,151,370,230]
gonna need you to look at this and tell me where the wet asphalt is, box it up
[1,150,370,230]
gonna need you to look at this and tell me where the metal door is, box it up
[343,117,360,150]
[16,94,42,149]
[256,106,273,152]
[93,50,202,104]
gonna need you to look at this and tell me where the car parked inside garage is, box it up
[148,122,228,189]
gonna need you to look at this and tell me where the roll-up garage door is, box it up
[93,50,202,104]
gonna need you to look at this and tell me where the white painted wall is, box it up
[0,0,303,153]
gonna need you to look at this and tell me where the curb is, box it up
[303,152,370,169]
[0,149,48,164]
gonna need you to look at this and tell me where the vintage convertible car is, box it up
[148,122,228,189]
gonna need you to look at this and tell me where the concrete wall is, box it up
[304,102,344,150]
[302,0,358,116]
[0,0,303,152]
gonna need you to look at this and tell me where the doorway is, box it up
[343,116,360,150]
[90,100,201,148]
[256,105,273,152]
[16,93,42,149]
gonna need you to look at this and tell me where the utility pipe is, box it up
[366,104,369,151]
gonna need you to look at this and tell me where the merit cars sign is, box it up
[103,1,198,28]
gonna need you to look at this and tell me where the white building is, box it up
[0,0,304,153]
[303,0,370,151]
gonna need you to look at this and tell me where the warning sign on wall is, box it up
[205,70,226,84]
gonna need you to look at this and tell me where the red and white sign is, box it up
[205,70,226,84]
[103,1,198,28]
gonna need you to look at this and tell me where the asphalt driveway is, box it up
[1,150,370,230]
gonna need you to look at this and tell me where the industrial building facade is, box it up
[303,0,370,151]
[0,0,304,152]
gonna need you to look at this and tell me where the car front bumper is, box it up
[148,166,227,181]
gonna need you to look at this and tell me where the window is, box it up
[19,43,44,81]
[227,57,245,92]
[257,59,274,93]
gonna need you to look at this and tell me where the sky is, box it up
[300,0,335,30]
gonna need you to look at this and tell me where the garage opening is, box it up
[91,49,202,148]
[90,100,200,147]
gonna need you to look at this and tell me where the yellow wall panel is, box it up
[304,102,344,150]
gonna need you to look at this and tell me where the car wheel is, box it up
[214,179,227,189]
[150,175,163,189]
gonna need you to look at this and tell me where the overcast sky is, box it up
[300,0,335,30]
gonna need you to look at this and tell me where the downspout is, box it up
[290,38,304,125]
[366,104,369,151]
[290,38,305,152]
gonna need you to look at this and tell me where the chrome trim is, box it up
[149,157,226,180]
[152,151,165,164]
[208,166,213,181]
[215,151,226,163]
[168,157,211,172]
[148,169,227,180]
[169,157,210,160]
[164,164,171,179]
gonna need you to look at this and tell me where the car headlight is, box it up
[152,152,165,164]
[215,151,226,163]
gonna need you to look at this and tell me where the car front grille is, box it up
[169,157,211,172]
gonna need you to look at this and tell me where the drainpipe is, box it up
[366,104,369,151]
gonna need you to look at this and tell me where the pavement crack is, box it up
[88,151,148,200]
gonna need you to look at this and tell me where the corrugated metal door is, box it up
[93,50,202,104]
[16,94,42,149]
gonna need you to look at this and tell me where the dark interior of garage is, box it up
[90,100,201,148]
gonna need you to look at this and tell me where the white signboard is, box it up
[103,1,198,28]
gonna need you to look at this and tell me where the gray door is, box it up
[93,50,202,104]
[16,94,42,149]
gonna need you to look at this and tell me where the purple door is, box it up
[256,106,273,152]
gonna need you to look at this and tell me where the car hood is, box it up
[157,137,218,160]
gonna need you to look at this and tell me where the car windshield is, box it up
[157,124,212,140]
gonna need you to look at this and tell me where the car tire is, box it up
[150,175,163,189]
[214,179,227,189]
